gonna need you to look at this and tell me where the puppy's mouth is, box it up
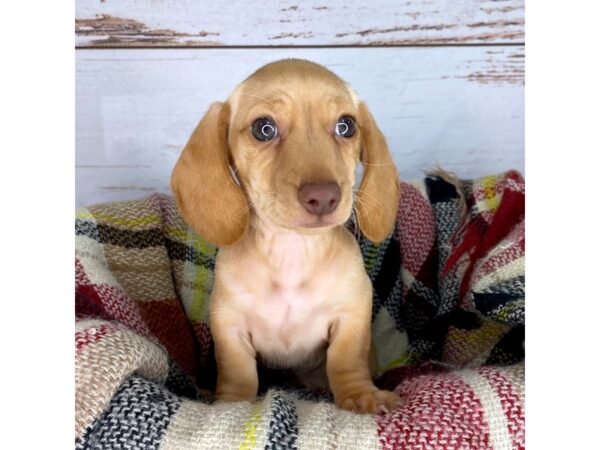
[296,215,339,229]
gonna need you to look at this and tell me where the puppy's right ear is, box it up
[171,102,249,246]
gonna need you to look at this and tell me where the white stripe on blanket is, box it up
[160,395,272,449]
[295,399,380,450]
[457,369,511,450]
[75,320,170,439]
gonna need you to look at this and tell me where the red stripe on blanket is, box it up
[137,300,197,377]
[472,222,524,284]
[375,363,451,392]
[192,321,212,368]
[76,283,151,338]
[396,183,437,280]
[75,258,90,286]
[478,367,525,450]
[75,323,112,354]
[444,171,525,301]
[377,373,492,450]
[76,258,152,337]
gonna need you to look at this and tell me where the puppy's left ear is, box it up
[170,102,249,246]
[355,103,401,243]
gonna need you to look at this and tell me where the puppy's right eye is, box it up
[251,117,278,141]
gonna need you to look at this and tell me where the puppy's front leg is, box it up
[327,310,400,414]
[211,313,258,402]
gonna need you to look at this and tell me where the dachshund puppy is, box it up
[171,59,401,414]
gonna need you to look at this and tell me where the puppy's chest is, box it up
[242,277,333,367]
[252,282,326,327]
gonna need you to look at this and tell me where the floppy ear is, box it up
[170,102,249,246]
[355,103,401,243]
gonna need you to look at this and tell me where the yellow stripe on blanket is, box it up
[76,211,162,228]
[190,230,216,323]
[239,402,263,450]
[482,175,500,212]
[75,209,95,221]
[364,242,380,273]
[164,225,188,242]
[496,300,524,323]
[382,353,412,373]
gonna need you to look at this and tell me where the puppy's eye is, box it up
[251,117,278,141]
[335,116,356,138]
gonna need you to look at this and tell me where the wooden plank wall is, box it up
[75,0,524,208]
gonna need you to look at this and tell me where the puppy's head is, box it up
[171,59,400,246]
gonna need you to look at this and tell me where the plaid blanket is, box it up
[75,170,525,449]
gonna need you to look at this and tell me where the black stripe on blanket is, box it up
[358,231,403,325]
[265,390,298,450]
[165,237,216,270]
[76,219,216,270]
[164,359,201,400]
[472,276,525,322]
[425,175,460,204]
[76,375,181,450]
[486,324,525,365]
[76,220,164,249]
[376,236,404,326]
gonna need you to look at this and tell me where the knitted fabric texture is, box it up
[75,171,525,449]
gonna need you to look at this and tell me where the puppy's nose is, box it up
[298,183,341,216]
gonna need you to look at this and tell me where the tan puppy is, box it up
[171,59,401,414]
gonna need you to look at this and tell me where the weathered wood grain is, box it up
[75,48,523,207]
[75,0,524,48]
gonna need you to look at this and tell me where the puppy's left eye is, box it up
[335,116,356,138]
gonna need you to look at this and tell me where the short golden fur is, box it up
[171,59,401,414]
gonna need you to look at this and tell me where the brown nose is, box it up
[298,183,341,216]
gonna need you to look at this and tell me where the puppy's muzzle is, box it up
[298,182,341,216]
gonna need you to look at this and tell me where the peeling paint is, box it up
[359,30,523,45]
[100,185,155,192]
[75,2,524,47]
[268,31,314,40]
[460,49,525,86]
[467,19,524,29]
[335,23,458,38]
[461,72,524,85]
[75,15,221,46]
[481,5,522,14]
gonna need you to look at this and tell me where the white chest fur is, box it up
[244,280,332,368]
[224,229,339,369]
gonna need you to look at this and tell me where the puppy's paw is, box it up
[336,389,401,415]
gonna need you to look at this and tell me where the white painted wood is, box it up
[75,48,524,207]
[75,0,524,47]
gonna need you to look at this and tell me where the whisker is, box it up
[353,194,378,211]
[236,202,252,220]
[351,193,364,243]
[352,204,364,244]
[354,189,381,210]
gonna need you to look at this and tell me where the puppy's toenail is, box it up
[378,404,389,415]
